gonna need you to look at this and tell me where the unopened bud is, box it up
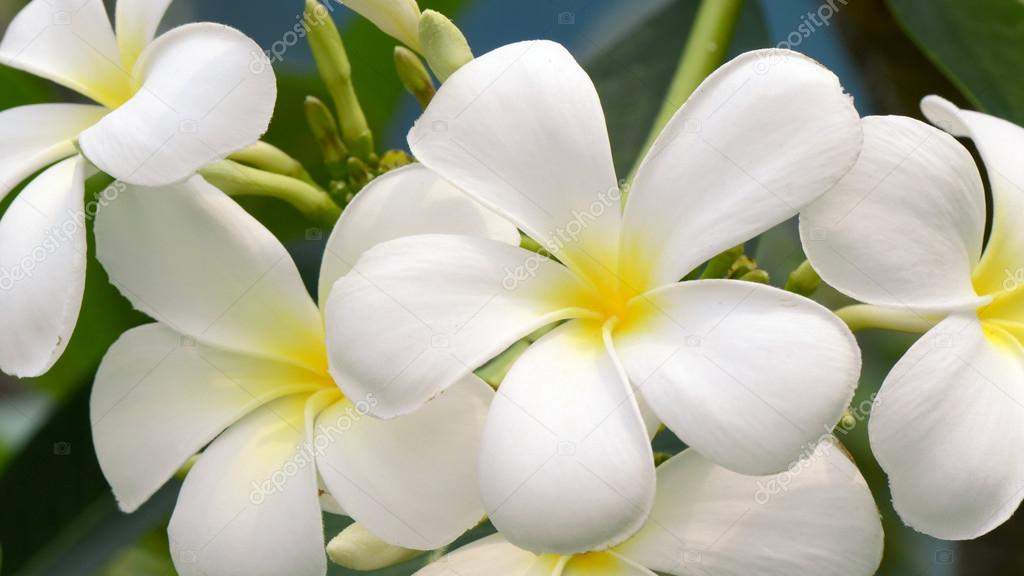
[699,244,743,279]
[305,0,375,160]
[784,259,822,297]
[738,269,770,284]
[394,46,436,108]
[326,523,423,570]
[304,96,348,179]
[418,10,473,82]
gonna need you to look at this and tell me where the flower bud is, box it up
[784,259,822,297]
[326,523,422,570]
[394,46,435,109]
[418,9,473,82]
[304,96,348,179]
[304,0,374,160]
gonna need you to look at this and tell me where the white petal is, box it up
[0,0,130,108]
[621,49,862,286]
[325,234,590,418]
[480,321,655,555]
[0,104,107,202]
[615,280,859,475]
[616,442,883,576]
[800,115,986,311]
[168,394,326,576]
[0,157,86,377]
[412,534,546,576]
[341,0,421,50]
[316,375,491,549]
[115,0,174,72]
[870,314,1024,539]
[922,96,1024,298]
[319,163,518,308]
[408,41,622,282]
[79,23,276,186]
[95,175,326,372]
[92,323,327,513]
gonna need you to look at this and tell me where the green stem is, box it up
[201,160,341,226]
[834,304,940,334]
[626,0,744,188]
[229,141,320,189]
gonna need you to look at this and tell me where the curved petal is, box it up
[0,157,86,377]
[621,49,862,287]
[168,394,326,576]
[94,175,326,372]
[800,115,986,311]
[616,442,883,576]
[325,234,591,418]
[479,321,655,555]
[870,314,1024,539]
[115,0,174,71]
[92,323,327,513]
[341,0,421,50]
[615,280,860,475]
[412,534,547,576]
[922,96,1024,299]
[0,104,107,202]
[408,41,622,283]
[316,375,492,549]
[319,163,518,308]
[79,23,277,186]
[0,0,130,107]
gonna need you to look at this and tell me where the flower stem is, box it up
[834,304,940,334]
[626,0,744,188]
[229,141,320,189]
[201,160,342,226]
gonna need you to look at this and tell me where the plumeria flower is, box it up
[0,0,276,377]
[800,97,1024,540]
[326,41,865,553]
[412,440,883,576]
[90,164,518,576]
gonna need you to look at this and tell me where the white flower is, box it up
[800,96,1024,540]
[324,41,865,554]
[411,440,883,576]
[0,0,276,377]
[90,164,519,576]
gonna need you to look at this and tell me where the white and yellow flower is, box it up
[801,97,1024,540]
[412,441,883,576]
[90,164,518,576]
[0,0,276,377]
[325,41,865,554]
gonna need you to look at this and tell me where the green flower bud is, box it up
[784,259,822,297]
[418,9,473,82]
[304,96,349,179]
[394,46,436,109]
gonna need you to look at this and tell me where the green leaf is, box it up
[886,0,1024,124]
[585,0,769,176]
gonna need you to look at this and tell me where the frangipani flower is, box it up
[800,97,1024,540]
[90,164,518,575]
[325,41,865,553]
[0,0,276,377]
[412,441,883,576]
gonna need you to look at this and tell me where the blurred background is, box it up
[0,0,1020,574]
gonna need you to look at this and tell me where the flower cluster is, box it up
[0,0,1019,575]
